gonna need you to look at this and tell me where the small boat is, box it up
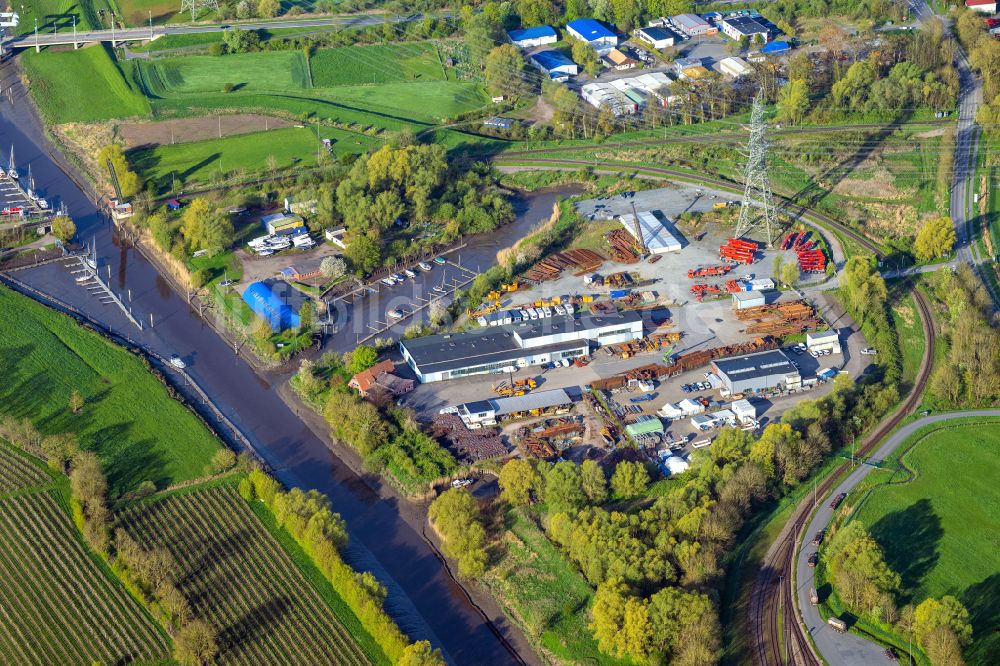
[391,273,404,282]
[74,274,91,283]
[168,355,186,370]
[434,256,446,265]
[7,146,18,180]
[386,308,404,319]
[418,262,432,271]
[404,269,416,278]
[432,285,446,294]
[381,277,395,286]
[37,199,49,210]
[256,248,274,257]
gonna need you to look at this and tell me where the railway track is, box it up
[491,157,937,665]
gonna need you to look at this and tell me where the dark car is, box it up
[830,492,847,510]
[812,530,825,546]
[884,648,897,661]
[807,552,818,568]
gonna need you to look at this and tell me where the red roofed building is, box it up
[968,0,997,13]
[348,360,415,398]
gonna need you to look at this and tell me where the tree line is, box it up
[928,265,1000,407]
[825,521,974,666]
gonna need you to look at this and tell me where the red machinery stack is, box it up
[719,238,758,264]
[687,264,732,279]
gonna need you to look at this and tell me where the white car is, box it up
[168,355,186,370]
[810,350,820,358]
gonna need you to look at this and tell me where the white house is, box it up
[636,25,680,49]
[967,0,997,12]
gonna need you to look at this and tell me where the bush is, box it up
[205,448,236,475]
[223,82,234,93]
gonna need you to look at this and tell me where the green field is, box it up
[129,126,324,191]
[136,51,311,97]
[0,286,219,495]
[854,421,1000,663]
[116,0,183,25]
[119,482,385,665]
[0,443,169,663]
[22,45,150,123]
[483,508,632,666]
[311,42,445,86]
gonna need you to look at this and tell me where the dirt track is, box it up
[119,114,293,147]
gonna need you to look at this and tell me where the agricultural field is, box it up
[119,482,385,665]
[116,0,183,25]
[0,443,169,664]
[310,42,446,86]
[22,46,151,124]
[853,420,1000,664]
[0,285,219,496]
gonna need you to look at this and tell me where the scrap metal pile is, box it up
[605,229,642,263]
[515,416,586,459]
[524,249,605,282]
[427,414,507,462]
[736,299,822,336]
[605,331,682,359]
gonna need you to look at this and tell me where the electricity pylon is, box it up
[180,0,219,21]
[734,91,779,246]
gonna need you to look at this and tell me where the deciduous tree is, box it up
[914,217,957,262]
[51,215,76,242]
[544,460,585,512]
[776,79,810,125]
[580,459,608,503]
[498,458,539,506]
[173,619,218,666]
[610,460,648,499]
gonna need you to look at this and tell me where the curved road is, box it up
[796,410,1000,663]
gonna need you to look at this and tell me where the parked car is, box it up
[884,648,897,661]
[830,492,847,509]
[812,530,825,546]
[807,552,818,567]
[862,347,878,355]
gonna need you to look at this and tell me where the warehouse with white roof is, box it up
[455,388,574,427]
[618,210,683,254]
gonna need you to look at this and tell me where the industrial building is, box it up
[241,280,302,332]
[636,25,681,48]
[718,16,774,43]
[712,349,801,394]
[674,56,702,74]
[483,117,515,129]
[618,211,683,254]
[566,18,618,49]
[581,82,639,115]
[262,212,306,236]
[626,415,664,438]
[732,290,767,310]
[672,14,714,36]
[529,49,579,80]
[507,25,558,48]
[719,56,753,78]
[455,388,573,427]
[806,330,841,354]
[400,311,644,383]
[730,398,756,424]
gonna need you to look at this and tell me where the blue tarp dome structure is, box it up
[761,40,791,55]
[242,281,301,331]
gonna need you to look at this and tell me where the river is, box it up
[0,62,576,665]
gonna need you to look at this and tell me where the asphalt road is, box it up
[796,410,1000,664]
[2,13,436,48]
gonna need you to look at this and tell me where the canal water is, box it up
[0,67,579,664]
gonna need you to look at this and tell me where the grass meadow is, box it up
[0,285,219,495]
[135,51,312,96]
[22,45,150,123]
[0,442,169,664]
[853,420,1000,664]
[310,42,445,86]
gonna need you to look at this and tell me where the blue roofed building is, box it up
[242,280,303,331]
[566,18,618,49]
[508,25,558,48]
[529,49,579,81]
